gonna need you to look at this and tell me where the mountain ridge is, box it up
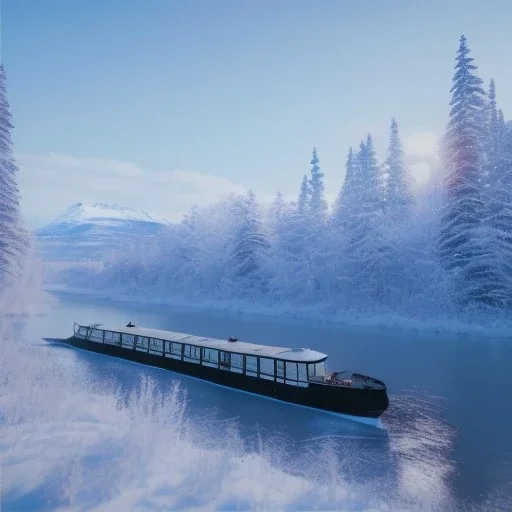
[36,201,169,263]
[44,201,169,227]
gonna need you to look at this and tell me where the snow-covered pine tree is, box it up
[332,147,355,225]
[0,64,26,293]
[437,35,507,307]
[340,136,395,305]
[498,110,505,132]
[327,147,358,298]
[383,118,427,309]
[223,190,270,298]
[266,191,286,292]
[269,191,285,226]
[308,147,328,222]
[486,122,512,304]
[487,80,501,153]
[482,79,502,198]
[173,204,203,292]
[265,191,300,301]
[385,118,414,222]
[358,135,382,211]
[303,148,329,295]
[269,153,331,304]
[297,174,310,215]
[343,140,372,293]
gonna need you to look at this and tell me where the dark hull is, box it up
[59,336,389,419]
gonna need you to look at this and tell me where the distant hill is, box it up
[35,201,169,262]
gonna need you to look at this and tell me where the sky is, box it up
[2,0,512,228]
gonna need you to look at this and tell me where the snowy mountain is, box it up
[35,202,169,262]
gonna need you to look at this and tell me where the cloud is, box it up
[16,153,249,229]
[16,132,442,229]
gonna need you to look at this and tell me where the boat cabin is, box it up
[74,323,328,387]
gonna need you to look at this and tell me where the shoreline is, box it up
[44,284,512,339]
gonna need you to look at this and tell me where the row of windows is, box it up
[77,327,326,384]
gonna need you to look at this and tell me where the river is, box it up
[10,290,512,510]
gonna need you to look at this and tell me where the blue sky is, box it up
[3,0,512,227]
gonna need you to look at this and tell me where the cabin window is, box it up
[149,338,163,354]
[219,351,230,369]
[88,329,103,342]
[104,331,119,345]
[121,334,134,348]
[164,341,171,356]
[245,356,258,377]
[315,361,326,376]
[309,361,326,377]
[276,360,285,382]
[202,348,219,368]
[183,344,201,363]
[297,364,308,386]
[230,353,243,374]
[134,336,148,351]
[170,342,182,359]
[259,358,274,381]
[285,362,298,385]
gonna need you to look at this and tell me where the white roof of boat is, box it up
[87,323,327,363]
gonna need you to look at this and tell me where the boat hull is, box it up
[59,336,389,419]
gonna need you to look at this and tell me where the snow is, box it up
[83,323,328,362]
[35,202,168,264]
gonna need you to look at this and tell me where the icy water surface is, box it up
[4,291,512,511]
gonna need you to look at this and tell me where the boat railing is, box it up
[74,323,89,339]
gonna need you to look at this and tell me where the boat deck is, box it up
[311,371,386,390]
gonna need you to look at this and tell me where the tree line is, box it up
[93,36,511,322]
[2,36,511,321]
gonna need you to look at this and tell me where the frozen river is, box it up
[3,290,512,510]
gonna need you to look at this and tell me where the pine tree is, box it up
[297,174,310,215]
[267,192,286,267]
[338,136,395,303]
[308,147,327,221]
[174,205,202,290]
[332,147,356,224]
[340,141,365,239]
[0,65,25,290]
[498,110,505,133]
[437,35,506,307]
[385,118,414,222]
[328,146,359,297]
[225,190,270,297]
[269,191,285,224]
[486,122,512,302]
[483,78,504,228]
[483,79,502,196]
[358,135,381,207]
[487,80,501,152]
[341,147,356,197]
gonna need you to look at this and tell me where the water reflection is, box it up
[386,388,457,509]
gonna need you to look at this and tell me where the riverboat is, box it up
[56,322,389,418]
